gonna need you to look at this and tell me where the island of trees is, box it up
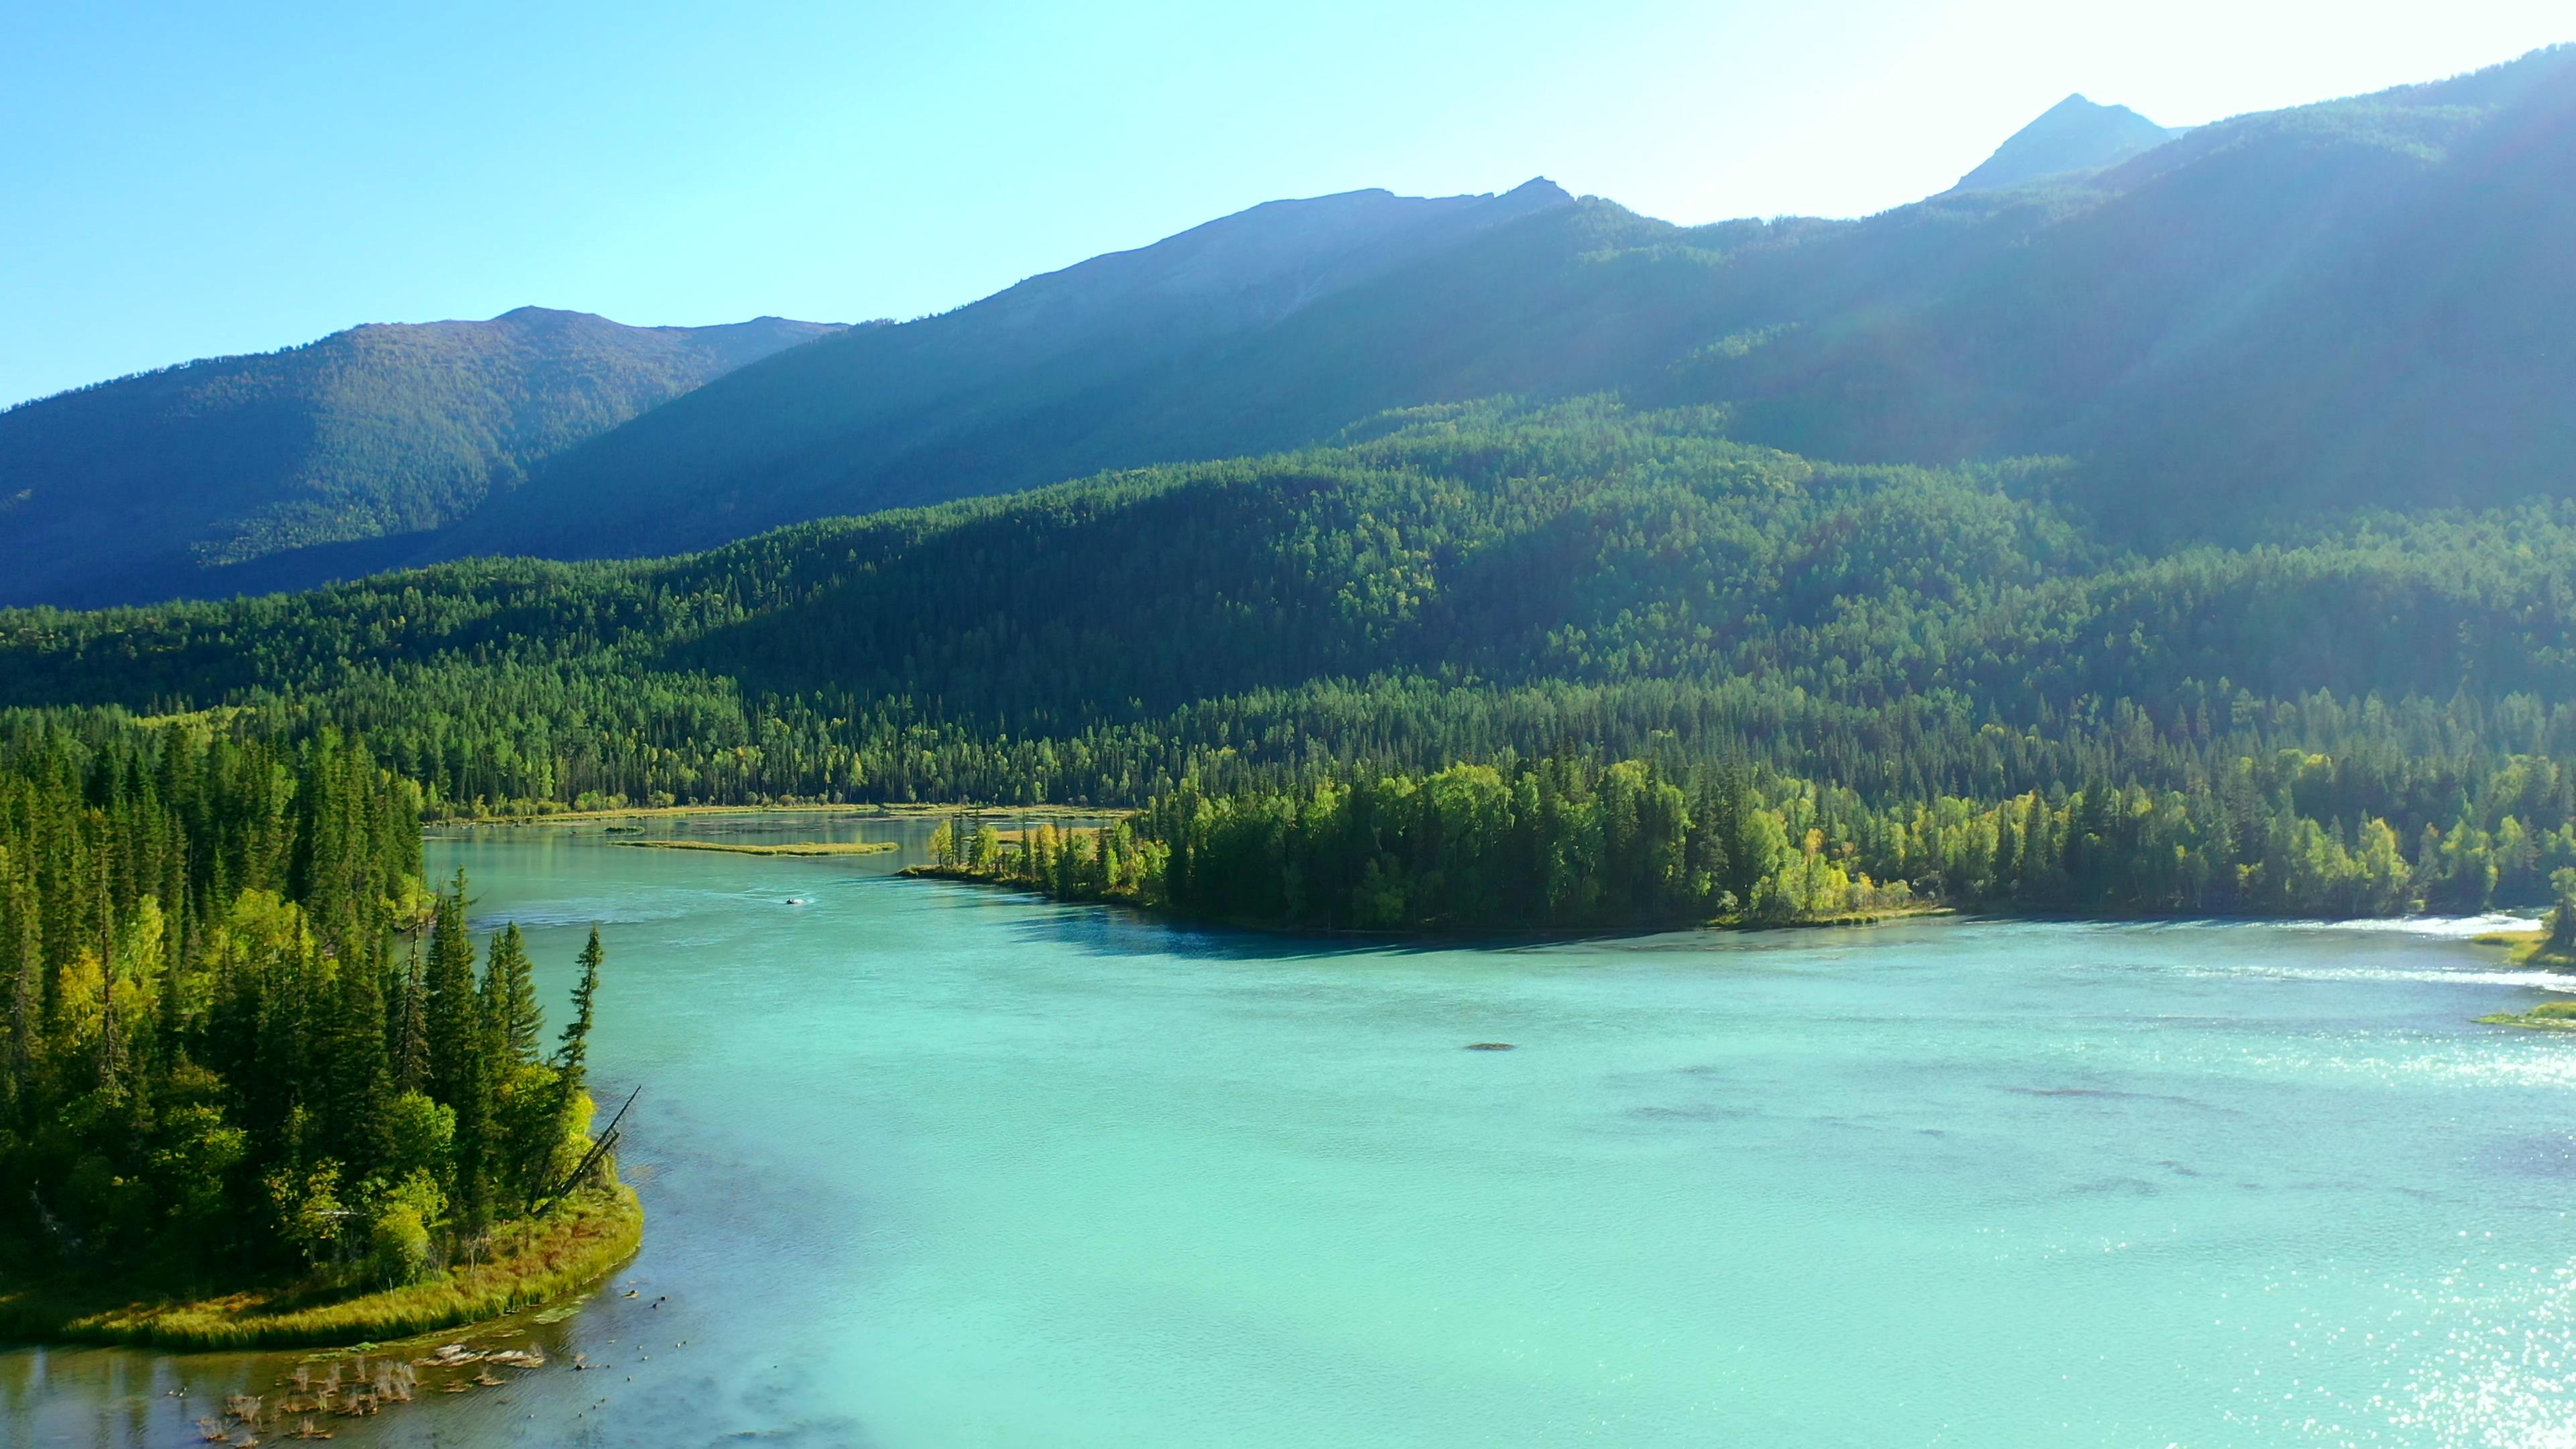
[0,714,633,1347]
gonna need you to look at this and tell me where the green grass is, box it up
[611,839,898,856]
[0,1184,642,1350]
[2470,928,2575,967]
[2478,1000,2576,1030]
[1716,904,1960,930]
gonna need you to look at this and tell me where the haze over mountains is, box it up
[0,309,839,606]
[6,44,2573,608]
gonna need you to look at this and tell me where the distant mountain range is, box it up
[0,309,840,606]
[7,44,2573,607]
[429,178,1574,563]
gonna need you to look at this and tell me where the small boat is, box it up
[784,897,809,906]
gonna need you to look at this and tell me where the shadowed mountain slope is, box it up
[1711,45,2576,532]
[431,46,2576,566]
[432,180,1572,561]
[0,308,841,606]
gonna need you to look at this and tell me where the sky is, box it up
[2,0,2567,407]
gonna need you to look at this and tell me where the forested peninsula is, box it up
[0,716,632,1347]
[912,749,2576,934]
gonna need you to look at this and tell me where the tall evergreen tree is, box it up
[388,945,430,1095]
[319,938,394,1177]
[483,923,543,1063]
[422,871,494,1228]
[554,926,603,1108]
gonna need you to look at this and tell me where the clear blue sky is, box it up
[3,0,2567,407]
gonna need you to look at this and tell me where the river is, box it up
[9,814,2576,1446]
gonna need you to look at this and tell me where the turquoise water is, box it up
[10,817,2576,1447]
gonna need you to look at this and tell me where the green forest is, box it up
[10,400,2576,923]
[0,716,614,1308]
[926,744,2550,932]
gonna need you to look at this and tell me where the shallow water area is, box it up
[10,816,2576,1446]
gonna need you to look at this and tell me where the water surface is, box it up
[9,818,2576,1447]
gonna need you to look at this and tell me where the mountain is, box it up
[429,180,1572,562]
[1945,94,2182,194]
[0,308,841,606]
[419,46,2576,569]
[12,47,2574,605]
[1711,45,2576,532]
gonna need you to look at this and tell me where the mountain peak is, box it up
[1500,176,1573,207]
[494,305,593,324]
[1947,94,2181,195]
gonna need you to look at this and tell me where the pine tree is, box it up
[484,924,542,1064]
[2546,868,2576,957]
[423,871,493,1228]
[554,926,603,1110]
[0,847,30,1122]
[319,937,394,1177]
[421,873,478,1105]
[389,945,430,1093]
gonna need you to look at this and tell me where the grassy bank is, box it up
[612,839,898,857]
[0,1184,642,1350]
[2471,928,2576,967]
[433,802,881,826]
[2478,1002,2576,1030]
[1721,904,1959,930]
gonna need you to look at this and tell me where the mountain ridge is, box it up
[0,308,843,607]
[426,178,1574,564]
[9,46,2575,607]
[425,46,2576,572]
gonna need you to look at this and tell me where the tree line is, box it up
[930,747,2576,932]
[0,715,608,1291]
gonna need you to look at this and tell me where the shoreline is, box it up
[2468,926,2575,968]
[897,867,2573,945]
[897,864,1960,941]
[0,1185,642,1352]
[429,801,1118,827]
[612,839,899,857]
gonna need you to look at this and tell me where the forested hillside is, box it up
[9,400,2576,918]
[432,181,1571,561]
[0,716,615,1302]
[416,45,2576,561]
[0,309,840,608]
